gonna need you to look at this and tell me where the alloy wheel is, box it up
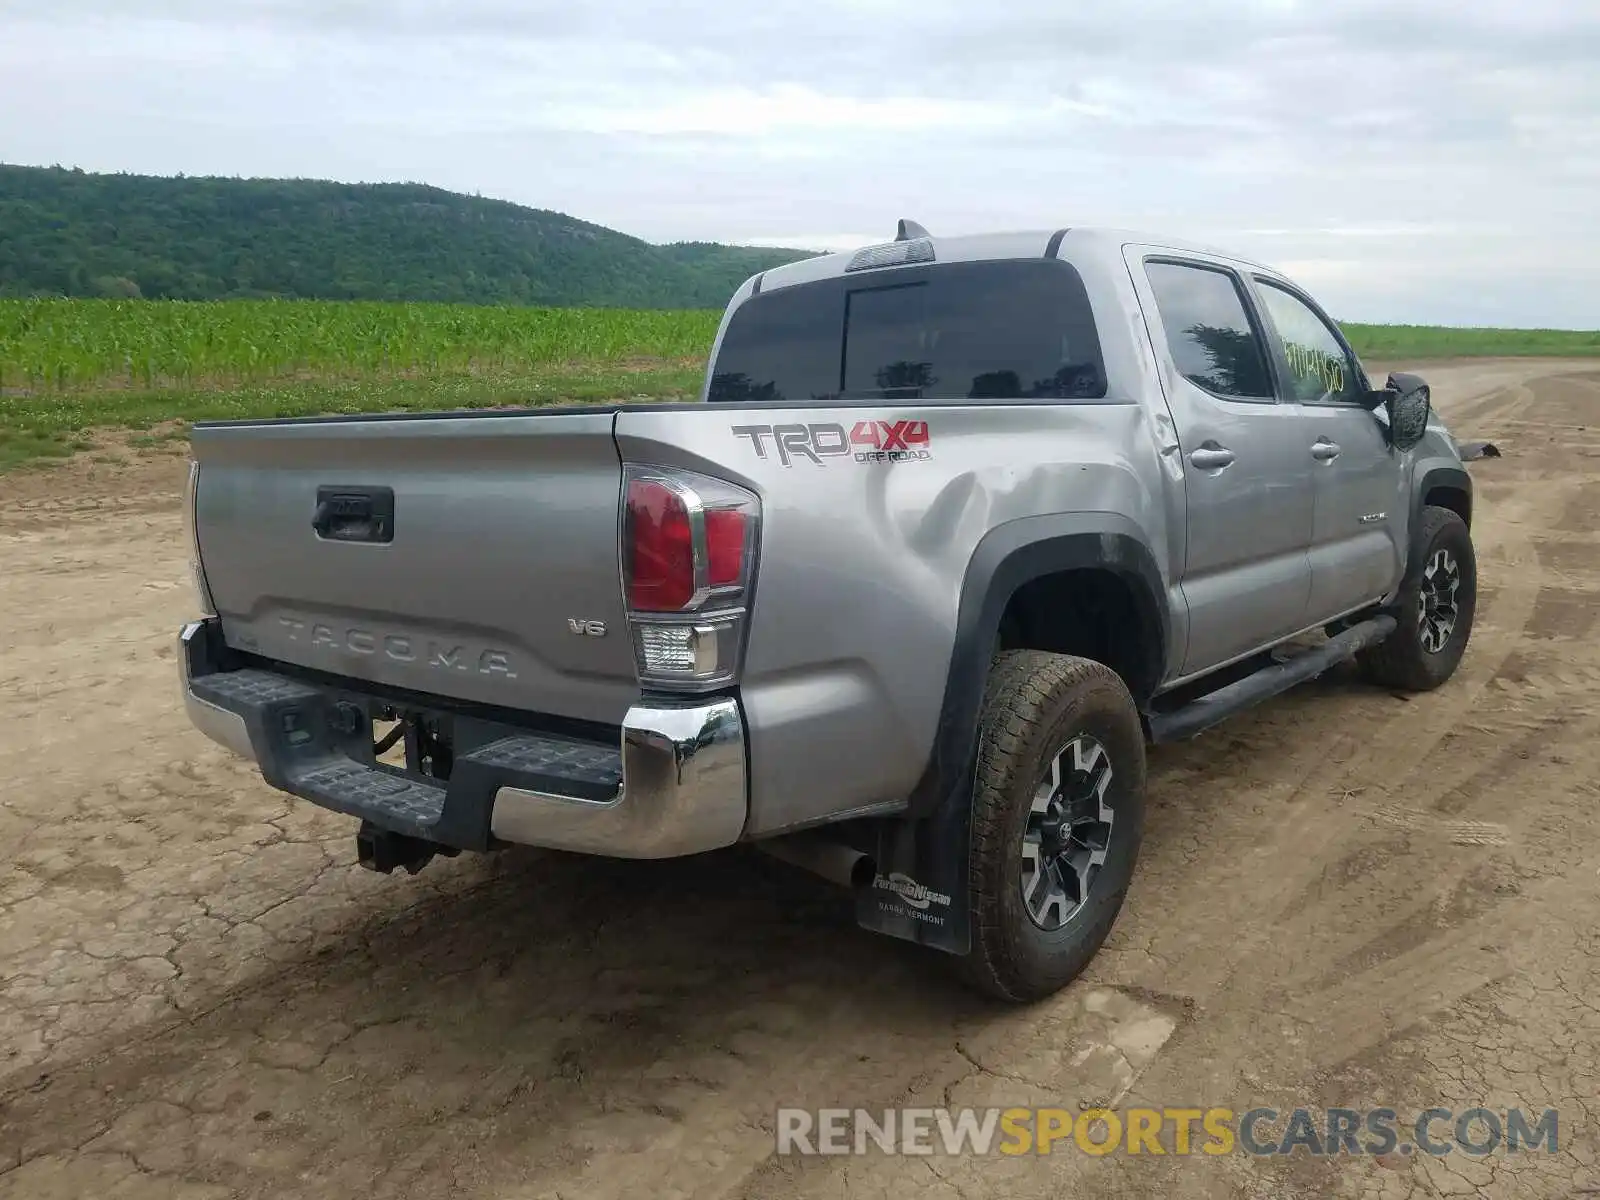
[1020,734,1115,931]
[1418,548,1462,654]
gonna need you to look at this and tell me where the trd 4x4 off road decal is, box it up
[732,420,932,467]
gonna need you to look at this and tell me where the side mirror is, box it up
[1384,371,1431,452]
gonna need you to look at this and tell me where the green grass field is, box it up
[0,299,717,469]
[0,363,707,471]
[2,298,1596,472]
[1339,322,1600,359]
[0,298,721,391]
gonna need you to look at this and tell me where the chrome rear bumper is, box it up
[489,700,746,857]
[179,619,749,858]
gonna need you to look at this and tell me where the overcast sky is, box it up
[2,0,1596,327]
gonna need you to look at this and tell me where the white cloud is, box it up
[540,88,1032,138]
[0,0,1596,326]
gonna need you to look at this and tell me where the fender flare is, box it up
[1413,465,1473,533]
[856,515,1171,955]
[1404,465,1474,588]
[908,515,1171,820]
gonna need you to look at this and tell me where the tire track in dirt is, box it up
[1276,706,1600,995]
[1239,370,1600,1072]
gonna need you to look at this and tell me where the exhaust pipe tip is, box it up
[754,834,875,890]
[847,853,876,889]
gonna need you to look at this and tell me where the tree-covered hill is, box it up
[0,165,816,307]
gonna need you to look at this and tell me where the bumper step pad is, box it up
[187,668,622,850]
[468,735,621,793]
[293,758,447,837]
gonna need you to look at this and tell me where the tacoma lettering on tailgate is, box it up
[277,617,518,679]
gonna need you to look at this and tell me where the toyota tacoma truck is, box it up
[177,221,1476,1002]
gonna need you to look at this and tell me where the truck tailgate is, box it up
[190,411,638,725]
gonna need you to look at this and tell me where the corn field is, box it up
[0,298,723,393]
[5,298,1597,397]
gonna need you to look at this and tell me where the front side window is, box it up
[707,260,1108,403]
[1254,280,1362,405]
[1143,261,1274,401]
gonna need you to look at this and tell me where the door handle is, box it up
[313,485,395,543]
[1188,443,1235,470]
[1311,439,1341,462]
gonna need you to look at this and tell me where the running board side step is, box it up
[1147,615,1397,744]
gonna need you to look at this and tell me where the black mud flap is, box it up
[854,778,975,956]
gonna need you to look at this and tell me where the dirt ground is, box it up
[2,360,1597,1199]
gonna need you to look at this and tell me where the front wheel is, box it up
[955,651,1146,1003]
[1358,505,1477,692]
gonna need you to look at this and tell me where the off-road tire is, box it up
[1357,505,1476,692]
[955,651,1146,1003]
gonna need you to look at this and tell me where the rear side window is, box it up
[707,260,1107,403]
[1144,261,1273,401]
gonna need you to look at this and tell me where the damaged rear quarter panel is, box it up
[614,400,1173,838]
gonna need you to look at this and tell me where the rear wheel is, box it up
[956,651,1146,1002]
[1358,506,1477,692]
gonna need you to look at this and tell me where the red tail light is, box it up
[704,508,749,588]
[622,465,760,689]
[625,477,695,612]
[623,466,759,614]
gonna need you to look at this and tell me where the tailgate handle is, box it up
[312,485,395,544]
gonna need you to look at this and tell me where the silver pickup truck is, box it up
[178,222,1476,1001]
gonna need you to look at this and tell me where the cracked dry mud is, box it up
[3,360,1598,1199]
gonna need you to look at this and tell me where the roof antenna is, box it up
[895,218,931,241]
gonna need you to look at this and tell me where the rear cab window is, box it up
[707,259,1108,404]
[1142,260,1274,402]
